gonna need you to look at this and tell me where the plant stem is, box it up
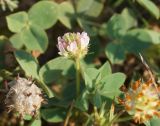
[37,80,54,98]
[76,58,80,97]
[19,119,24,126]
[64,101,74,126]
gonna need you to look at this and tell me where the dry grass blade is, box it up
[139,53,160,97]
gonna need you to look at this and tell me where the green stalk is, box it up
[75,58,80,97]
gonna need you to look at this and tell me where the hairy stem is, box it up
[76,58,80,97]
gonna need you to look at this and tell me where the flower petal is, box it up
[57,41,67,56]
[67,41,78,54]
[80,32,90,49]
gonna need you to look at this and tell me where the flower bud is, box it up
[5,77,43,117]
[119,80,160,123]
[57,32,90,59]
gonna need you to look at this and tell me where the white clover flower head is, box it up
[57,32,90,59]
[5,77,43,117]
[119,80,160,123]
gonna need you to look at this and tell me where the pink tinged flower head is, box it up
[57,32,90,59]
[119,80,160,123]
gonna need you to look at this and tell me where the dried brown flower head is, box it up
[5,77,43,117]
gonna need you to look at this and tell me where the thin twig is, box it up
[0,89,7,93]
[64,101,74,126]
